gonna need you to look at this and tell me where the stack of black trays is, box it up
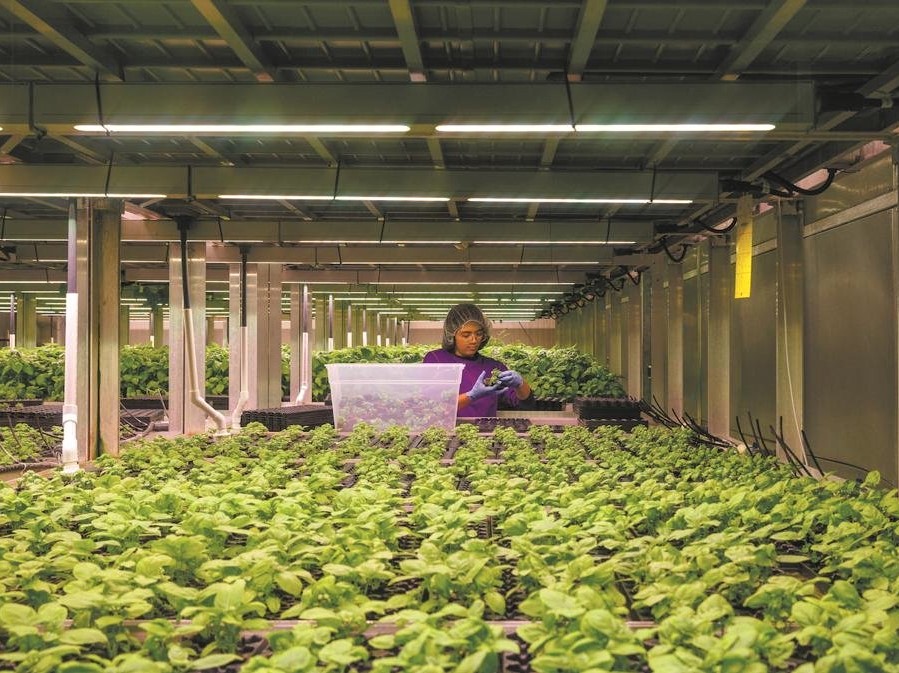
[2,404,162,432]
[573,397,646,431]
[122,395,229,411]
[240,405,334,431]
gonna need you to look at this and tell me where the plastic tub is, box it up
[325,363,464,432]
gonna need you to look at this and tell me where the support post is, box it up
[625,283,643,400]
[776,201,805,464]
[169,241,207,435]
[119,306,130,346]
[667,259,685,419]
[707,239,732,438]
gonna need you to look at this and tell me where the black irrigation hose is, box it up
[734,416,756,457]
[763,168,837,197]
[660,237,689,263]
[772,418,813,478]
[697,216,737,234]
[800,429,825,475]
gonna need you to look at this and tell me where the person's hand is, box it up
[497,370,524,390]
[466,371,502,401]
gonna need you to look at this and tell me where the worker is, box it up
[423,303,532,417]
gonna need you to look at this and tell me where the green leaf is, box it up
[59,628,109,645]
[539,589,584,618]
[455,650,488,673]
[0,603,37,627]
[274,571,303,597]
[58,663,106,673]
[190,654,242,670]
[318,639,365,666]
[484,590,506,616]
[270,646,313,671]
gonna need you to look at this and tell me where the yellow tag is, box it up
[734,195,753,299]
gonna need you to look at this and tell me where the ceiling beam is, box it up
[28,81,817,134]
[47,135,106,164]
[0,217,654,245]
[189,0,276,82]
[0,164,721,201]
[0,0,121,80]
[527,138,562,221]
[566,0,609,80]
[714,0,807,80]
[388,0,426,81]
[305,137,338,166]
[278,199,315,221]
[188,137,234,166]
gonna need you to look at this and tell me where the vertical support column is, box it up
[72,198,123,458]
[375,313,384,346]
[891,145,899,487]
[119,306,130,346]
[361,308,369,347]
[150,305,164,347]
[667,259,685,418]
[228,264,242,413]
[289,283,313,404]
[17,294,37,348]
[707,239,732,438]
[650,262,668,409]
[206,316,216,345]
[169,241,207,435]
[250,263,283,409]
[608,293,622,376]
[777,203,806,462]
[625,282,643,400]
[312,297,325,351]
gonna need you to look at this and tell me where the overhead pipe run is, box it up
[176,217,229,436]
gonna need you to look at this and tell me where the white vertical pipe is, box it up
[61,204,79,473]
[346,302,353,348]
[361,308,368,346]
[327,294,335,351]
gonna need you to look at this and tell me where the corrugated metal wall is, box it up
[803,210,897,488]
[558,148,898,486]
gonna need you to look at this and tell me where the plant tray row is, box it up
[0,398,43,408]
[2,404,163,431]
[241,405,335,431]
[577,417,647,431]
[121,395,230,411]
[572,396,642,420]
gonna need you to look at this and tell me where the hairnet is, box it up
[441,303,491,351]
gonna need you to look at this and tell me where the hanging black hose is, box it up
[763,168,837,197]
[177,217,191,310]
[697,216,737,234]
[239,247,248,329]
[799,429,825,475]
[660,236,689,263]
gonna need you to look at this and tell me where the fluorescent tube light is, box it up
[219,194,333,200]
[475,240,636,245]
[575,123,775,132]
[0,192,167,198]
[75,124,411,134]
[334,196,450,202]
[436,124,574,133]
[469,197,691,204]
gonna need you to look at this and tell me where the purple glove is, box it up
[497,370,524,390]
[466,371,502,401]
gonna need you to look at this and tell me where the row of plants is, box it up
[1,423,897,671]
[1,343,624,402]
[0,424,61,467]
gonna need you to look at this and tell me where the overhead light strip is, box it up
[575,123,775,132]
[74,124,411,134]
[435,124,574,133]
[219,195,448,202]
[469,197,691,204]
[0,192,167,198]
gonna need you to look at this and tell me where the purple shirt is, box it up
[423,348,518,417]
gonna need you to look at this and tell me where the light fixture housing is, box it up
[74,124,411,134]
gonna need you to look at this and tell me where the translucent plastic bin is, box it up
[325,363,464,432]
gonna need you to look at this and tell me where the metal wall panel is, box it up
[730,251,777,439]
[804,211,898,488]
[804,153,893,224]
[683,273,701,419]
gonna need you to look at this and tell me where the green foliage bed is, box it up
[0,424,896,671]
[0,344,624,402]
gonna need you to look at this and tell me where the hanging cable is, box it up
[93,72,109,135]
[660,236,689,263]
[697,215,737,234]
[763,168,837,196]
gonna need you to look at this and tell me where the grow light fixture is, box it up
[469,197,692,204]
[475,240,636,245]
[219,195,449,202]
[435,124,574,133]
[575,123,775,132]
[0,192,167,198]
[74,124,411,134]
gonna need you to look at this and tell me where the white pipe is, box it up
[294,330,310,404]
[231,325,249,429]
[184,307,229,434]
[61,292,79,473]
